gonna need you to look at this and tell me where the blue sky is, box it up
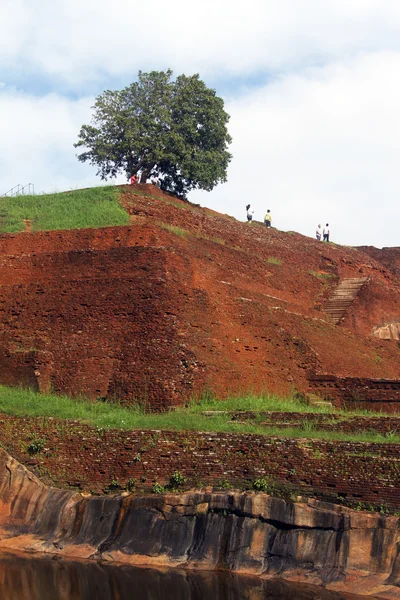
[1,0,400,247]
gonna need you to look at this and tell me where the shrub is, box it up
[216,478,231,489]
[152,482,166,494]
[107,479,120,491]
[169,471,187,488]
[126,478,137,492]
[26,438,46,455]
[253,478,272,493]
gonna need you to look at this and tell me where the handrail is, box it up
[1,183,35,197]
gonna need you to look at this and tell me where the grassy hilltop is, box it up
[0,186,129,233]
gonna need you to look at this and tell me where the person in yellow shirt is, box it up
[264,210,272,228]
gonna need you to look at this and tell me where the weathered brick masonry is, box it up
[309,374,400,412]
[1,414,399,510]
[1,187,400,410]
[0,227,205,410]
[224,410,400,434]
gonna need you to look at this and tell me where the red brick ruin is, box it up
[0,184,399,410]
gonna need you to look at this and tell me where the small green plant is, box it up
[126,478,137,492]
[169,471,187,488]
[108,479,120,491]
[266,257,282,266]
[26,438,46,455]
[160,223,189,238]
[301,420,315,432]
[253,478,272,493]
[152,482,165,494]
[217,478,231,489]
[35,465,51,478]
[133,453,142,462]
[309,270,337,281]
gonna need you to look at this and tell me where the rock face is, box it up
[0,448,399,598]
[373,323,400,341]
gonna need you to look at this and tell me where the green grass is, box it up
[160,223,189,237]
[0,186,129,233]
[189,392,331,413]
[266,257,282,265]
[1,386,400,444]
[309,271,338,281]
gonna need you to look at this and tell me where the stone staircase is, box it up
[322,277,369,324]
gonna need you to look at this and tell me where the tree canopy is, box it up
[74,70,232,196]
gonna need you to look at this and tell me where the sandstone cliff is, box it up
[0,447,399,598]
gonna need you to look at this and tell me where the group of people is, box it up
[246,205,272,229]
[130,174,159,186]
[316,224,330,242]
[246,205,331,241]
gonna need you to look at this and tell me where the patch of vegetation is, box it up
[0,186,129,233]
[216,478,231,489]
[126,477,137,492]
[169,471,187,489]
[26,438,46,455]
[1,386,400,444]
[309,271,338,281]
[152,482,165,494]
[106,479,121,492]
[266,257,282,265]
[253,478,272,493]
[160,223,189,237]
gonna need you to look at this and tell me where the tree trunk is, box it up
[140,163,156,183]
[140,169,150,183]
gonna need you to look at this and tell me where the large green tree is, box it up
[74,70,232,196]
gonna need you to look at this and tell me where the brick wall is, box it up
[0,231,205,411]
[227,411,400,434]
[1,414,399,511]
[309,374,400,413]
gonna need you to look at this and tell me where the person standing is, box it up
[316,224,322,241]
[246,204,254,222]
[323,223,330,242]
[130,173,138,185]
[264,210,272,228]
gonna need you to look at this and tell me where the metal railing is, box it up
[1,183,35,197]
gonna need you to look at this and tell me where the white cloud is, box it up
[0,89,100,194]
[2,0,400,85]
[192,51,400,248]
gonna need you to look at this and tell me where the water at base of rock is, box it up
[0,551,374,600]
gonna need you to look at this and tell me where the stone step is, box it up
[322,277,369,325]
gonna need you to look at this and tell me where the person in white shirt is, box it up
[323,223,330,242]
[316,224,322,241]
[246,204,254,222]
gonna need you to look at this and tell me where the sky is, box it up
[1,0,400,248]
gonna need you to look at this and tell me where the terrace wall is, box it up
[1,414,399,511]
[0,229,204,410]
[309,374,400,413]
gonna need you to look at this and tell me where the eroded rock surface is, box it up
[0,448,399,598]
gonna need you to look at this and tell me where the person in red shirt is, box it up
[130,174,138,185]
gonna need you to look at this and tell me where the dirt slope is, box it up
[0,183,399,408]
